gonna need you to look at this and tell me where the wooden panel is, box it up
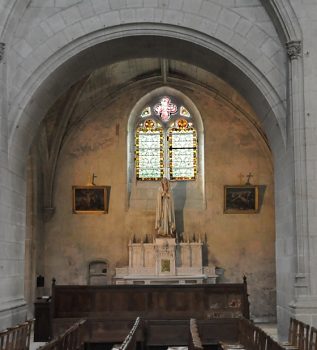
[145,320,189,346]
[198,319,239,344]
[52,282,249,321]
[34,300,52,341]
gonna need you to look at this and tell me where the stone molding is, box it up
[286,40,301,60]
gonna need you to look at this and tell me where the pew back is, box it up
[287,318,310,350]
[52,282,249,321]
[119,317,142,350]
[189,319,203,350]
[309,327,317,350]
[38,319,85,350]
[0,319,33,350]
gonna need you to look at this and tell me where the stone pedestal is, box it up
[114,237,217,285]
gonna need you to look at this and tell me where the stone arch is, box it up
[8,27,286,167]
[0,0,304,336]
[5,2,288,142]
[5,28,286,328]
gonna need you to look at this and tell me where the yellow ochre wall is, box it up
[43,85,275,321]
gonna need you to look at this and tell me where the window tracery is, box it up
[135,96,198,181]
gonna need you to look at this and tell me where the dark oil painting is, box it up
[224,186,259,213]
[73,186,107,214]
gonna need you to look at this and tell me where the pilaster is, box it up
[286,39,316,322]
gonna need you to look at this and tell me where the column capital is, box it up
[286,40,301,60]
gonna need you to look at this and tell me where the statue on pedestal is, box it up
[155,178,176,238]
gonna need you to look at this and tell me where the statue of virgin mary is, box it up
[155,178,176,237]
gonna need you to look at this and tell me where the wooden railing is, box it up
[0,319,34,350]
[189,319,203,350]
[119,317,142,350]
[283,318,310,350]
[38,319,86,350]
[220,318,284,350]
[220,317,316,350]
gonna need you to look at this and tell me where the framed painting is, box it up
[73,186,108,214]
[224,185,259,214]
[161,259,171,273]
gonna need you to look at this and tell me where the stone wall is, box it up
[1,0,313,337]
[41,83,276,321]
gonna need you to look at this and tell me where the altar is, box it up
[114,237,218,285]
[114,178,218,284]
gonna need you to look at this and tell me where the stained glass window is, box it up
[154,96,178,122]
[180,106,190,118]
[135,119,163,180]
[169,119,197,180]
[141,107,151,118]
[135,97,197,181]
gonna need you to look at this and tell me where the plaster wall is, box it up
[43,85,276,321]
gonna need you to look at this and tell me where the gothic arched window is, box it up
[135,96,197,181]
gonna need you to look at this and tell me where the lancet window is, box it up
[135,96,197,181]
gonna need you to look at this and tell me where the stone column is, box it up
[286,40,317,324]
[0,42,27,329]
[286,40,310,295]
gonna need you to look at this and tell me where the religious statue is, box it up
[155,178,176,237]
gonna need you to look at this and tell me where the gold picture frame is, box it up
[224,185,259,214]
[73,186,108,214]
[161,259,171,272]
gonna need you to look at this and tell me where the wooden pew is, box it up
[220,318,270,350]
[118,317,142,350]
[38,319,86,350]
[267,336,285,350]
[189,319,203,350]
[0,319,34,350]
[50,278,250,343]
[283,318,310,350]
[308,327,317,350]
[254,326,267,350]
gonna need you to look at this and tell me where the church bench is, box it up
[282,318,310,350]
[220,318,271,350]
[0,319,33,350]
[51,279,249,320]
[38,319,86,350]
[267,336,285,350]
[308,327,317,350]
[49,279,249,345]
[189,319,203,350]
[118,317,142,350]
